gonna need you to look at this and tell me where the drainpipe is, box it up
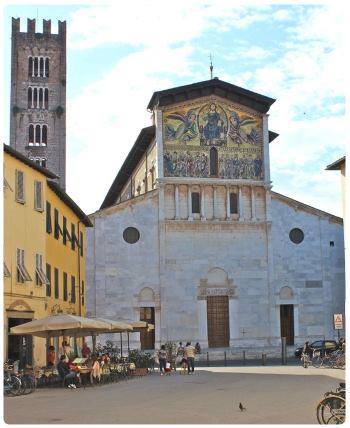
[77,220,82,316]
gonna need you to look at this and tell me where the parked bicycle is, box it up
[4,360,36,396]
[312,349,345,369]
[316,382,345,424]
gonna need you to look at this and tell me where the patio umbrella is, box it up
[10,314,111,338]
[90,318,134,357]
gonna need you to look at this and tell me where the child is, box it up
[165,361,172,375]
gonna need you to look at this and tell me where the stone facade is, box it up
[86,82,345,352]
[10,18,66,189]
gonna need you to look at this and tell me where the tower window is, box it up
[42,125,48,145]
[28,57,33,77]
[39,57,44,77]
[45,58,49,77]
[39,88,43,108]
[191,192,200,214]
[27,87,32,108]
[210,147,218,176]
[33,87,38,108]
[35,125,41,145]
[230,192,238,214]
[34,57,38,77]
[29,124,34,144]
[29,124,48,146]
[28,56,50,77]
[44,88,49,109]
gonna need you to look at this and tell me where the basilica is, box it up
[86,78,345,353]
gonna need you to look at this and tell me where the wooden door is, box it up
[140,307,155,350]
[280,304,294,345]
[207,296,230,348]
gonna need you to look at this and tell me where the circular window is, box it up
[289,228,304,244]
[123,227,140,244]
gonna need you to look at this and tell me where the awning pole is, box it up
[127,332,130,360]
[120,332,123,359]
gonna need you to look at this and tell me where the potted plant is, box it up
[128,350,152,376]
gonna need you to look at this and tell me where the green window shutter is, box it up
[15,170,25,203]
[46,202,52,234]
[46,264,51,296]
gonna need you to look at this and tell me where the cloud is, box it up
[65,3,345,218]
[68,2,275,50]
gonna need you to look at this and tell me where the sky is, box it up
[2,1,347,216]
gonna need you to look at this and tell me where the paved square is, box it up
[4,367,345,424]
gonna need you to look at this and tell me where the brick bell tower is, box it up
[10,18,67,190]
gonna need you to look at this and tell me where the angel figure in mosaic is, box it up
[164,110,198,143]
[228,111,261,146]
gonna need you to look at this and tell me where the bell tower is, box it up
[10,18,67,190]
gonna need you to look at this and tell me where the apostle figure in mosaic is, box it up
[228,111,257,146]
[164,110,198,143]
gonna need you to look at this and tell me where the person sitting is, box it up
[90,356,101,385]
[47,345,56,367]
[195,342,201,354]
[57,355,78,388]
[81,342,91,359]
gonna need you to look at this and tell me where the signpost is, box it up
[333,314,343,340]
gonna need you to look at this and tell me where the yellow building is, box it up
[3,144,92,367]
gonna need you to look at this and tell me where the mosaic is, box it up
[163,98,264,180]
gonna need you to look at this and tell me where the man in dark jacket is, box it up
[57,355,77,388]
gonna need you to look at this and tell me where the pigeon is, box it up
[239,402,246,412]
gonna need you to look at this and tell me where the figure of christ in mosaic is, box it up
[163,98,264,179]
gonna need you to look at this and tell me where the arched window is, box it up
[28,57,33,77]
[42,125,48,145]
[39,88,43,109]
[35,125,41,145]
[39,57,44,77]
[29,124,34,145]
[27,87,32,108]
[44,88,49,109]
[34,57,39,77]
[210,147,218,176]
[45,58,49,77]
[33,87,38,108]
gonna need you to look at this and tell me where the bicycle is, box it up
[4,363,22,397]
[316,382,346,424]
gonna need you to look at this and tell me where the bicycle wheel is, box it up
[22,375,35,394]
[5,375,22,396]
[317,395,345,424]
[312,355,323,368]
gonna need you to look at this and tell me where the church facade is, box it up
[86,79,345,351]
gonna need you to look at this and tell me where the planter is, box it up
[133,368,148,376]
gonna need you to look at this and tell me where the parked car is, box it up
[294,340,338,358]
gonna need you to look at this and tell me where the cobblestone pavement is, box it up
[3,366,345,424]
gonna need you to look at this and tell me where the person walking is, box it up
[185,342,196,374]
[158,345,167,376]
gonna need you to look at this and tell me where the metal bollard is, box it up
[262,353,266,366]
[243,350,246,365]
[224,351,227,366]
[281,337,287,365]
[207,352,210,367]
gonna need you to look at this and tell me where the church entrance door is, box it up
[140,307,155,350]
[280,304,294,345]
[207,296,230,348]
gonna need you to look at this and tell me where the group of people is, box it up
[46,341,108,388]
[156,342,201,376]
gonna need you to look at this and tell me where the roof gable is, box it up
[148,78,276,114]
[100,126,155,210]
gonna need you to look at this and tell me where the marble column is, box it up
[200,186,206,221]
[188,185,193,220]
[238,186,243,221]
[213,186,217,220]
[175,185,180,220]
[251,186,256,221]
[226,186,231,220]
